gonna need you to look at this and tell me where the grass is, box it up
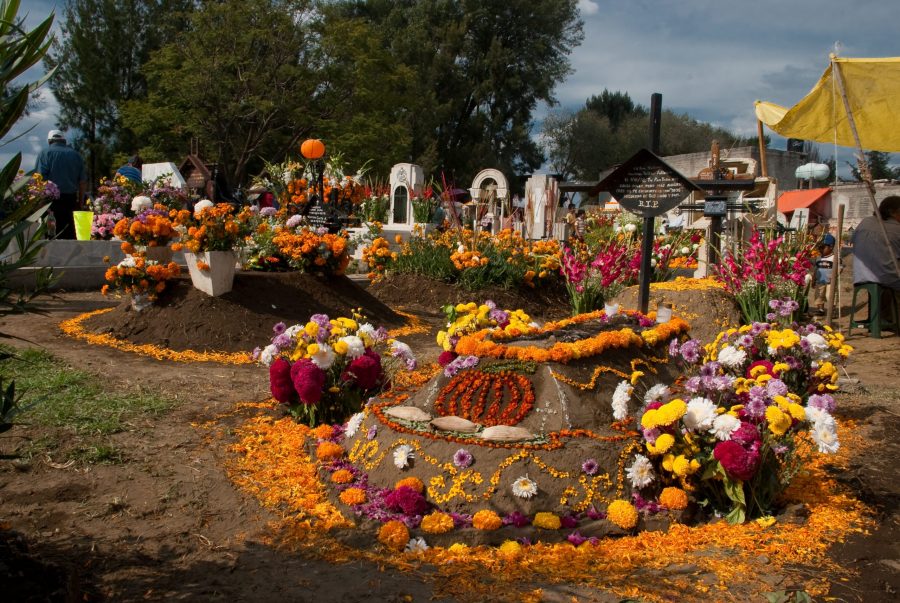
[0,346,175,462]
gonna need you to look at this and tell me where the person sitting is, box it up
[116,155,143,185]
[852,196,900,291]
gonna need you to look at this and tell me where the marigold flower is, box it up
[659,486,689,510]
[378,520,409,551]
[331,469,353,484]
[498,540,523,557]
[394,477,425,493]
[472,509,502,530]
[338,487,367,506]
[420,512,455,534]
[315,441,344,460]
[532,512,561,530]
[607,499,639,530]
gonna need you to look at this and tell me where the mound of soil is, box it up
[368,273,571,320]
[82,272,406,353]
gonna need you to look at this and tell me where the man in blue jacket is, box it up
[34,130,87,239]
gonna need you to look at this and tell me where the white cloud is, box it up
[578,0,599,16]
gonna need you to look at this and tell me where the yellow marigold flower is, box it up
[339,487,367,506]
[658,399,687,424]
[395,477,425,493]
[755,373,773,385]
[307,343,319,356]
[772,362,790,374]
[755,516,777,528]
[532,512,561,530]
[498,540,522,557]
[662,453,676,473]
[647,433,675,455]
[378,520,409,551]
[472,509,502,530]
[311,424,334,440]
[331,469,353,484]
[671,455,699,477]
[607,499,639,530]
[748,365,769,378]
[659,486,689,510]
[765,406,792,436]
[420,512,455,534]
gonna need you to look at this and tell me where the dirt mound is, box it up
[82,272,405,353]
[368,273,571,320]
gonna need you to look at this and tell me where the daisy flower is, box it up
[511,475,538,499]
[345,412,365,438]
[626,454,654,488]
[393,444,414,469]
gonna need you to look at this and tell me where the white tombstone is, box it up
[523,174,559,239]
[389,163,425,227]
[142,162,186,188]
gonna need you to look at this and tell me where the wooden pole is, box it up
[826,203,844,327]
[638,93,663,314]
[831,54,900,281]
[756,119,768,178]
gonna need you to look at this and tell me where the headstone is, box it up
[596,149,700,218]
[306,204,328,228]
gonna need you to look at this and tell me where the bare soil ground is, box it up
[0,269,897,602]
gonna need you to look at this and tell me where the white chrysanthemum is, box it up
[717,345,747,369]
[804,405,829,426]
[357,322,377,342]
[680,246,690,255]
[131,195,152,213]
[611,380,633,421]
[284,324,303,338]
[624,223,637,233]
[340,335,366,359]
[643,384,670,404]
[802,332,828,355]
[118,255,137,268]
[810,413,840,454]
[310,343,335,369]
[393,444,414,469]
[511,475,538,499]
[259,343,278,366]
[193,199,214,215]
[683,397,717,431]
[626,454,655,488]
[710,413,741,440]
[345,412,365,438]
[405,536,429,553]
[391,340,414,360]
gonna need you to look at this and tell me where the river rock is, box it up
[384,406,432,422]
[431,416,480,433]
[480,425,534,442]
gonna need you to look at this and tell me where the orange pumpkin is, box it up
[300,138,325,159]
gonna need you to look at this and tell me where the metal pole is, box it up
[831,54,900,281]
[638,93,663,314]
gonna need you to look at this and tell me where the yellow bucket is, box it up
[73,211,93,240]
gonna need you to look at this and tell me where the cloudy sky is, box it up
[6,0,898,175]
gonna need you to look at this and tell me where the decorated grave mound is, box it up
[79,271,406,353]
[329,309,691,544]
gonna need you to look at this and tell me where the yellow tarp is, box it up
[755,56,900,152]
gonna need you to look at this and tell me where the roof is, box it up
[777,188,831,213]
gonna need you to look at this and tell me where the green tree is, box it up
[584,89,645,132]
[44,0,192,191]
[332,0,584,182]
[125,0,354,191]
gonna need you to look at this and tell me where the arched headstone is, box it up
[389,164,425,227]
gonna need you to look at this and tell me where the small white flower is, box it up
[810,413,839,454]
[393,444,414,469]
[650,258,657,267]
[802,333,828,355]
[130,195,152,213]
[511,475,538,499]
[626,454,655,488]
[624,223,637,233]
[406,536,429,553]
[391,340,414,360]
[284,324,303,338]
[310,343,335,369]
[340,335,366,359]
[717,345,747,369]
[345,412,365,438]
[643,384,670,405]
[804,405,829,426]
[680,246,690,255]
[611,380,633,421]
[683,397,717,431]
[357,322,377,341]
[259,343,278,366]
[710,413,741,440]
[118,255,137,268]
[193,199,214,215]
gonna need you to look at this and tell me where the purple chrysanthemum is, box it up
[453,448,474,469]
[272,321,287,335]
[581,458,599,476]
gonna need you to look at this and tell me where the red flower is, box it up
[269,358,296,403]
[746,360,774,379]
[343,348,383,390]
[730,421,761,447]
[290,358,326,405]
[714,440,760,481]
[384,486,430,516]
[438,351,458,366]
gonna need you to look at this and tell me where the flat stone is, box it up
[384,406,432,422]
[431,416,479,433]
[480,425,534,441]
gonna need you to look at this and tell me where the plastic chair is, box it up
[849,283,900,338]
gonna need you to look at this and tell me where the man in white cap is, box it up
[34,130,87,239]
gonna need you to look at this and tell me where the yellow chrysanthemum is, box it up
[304,322,319,337]
[766,406,792,436]
[672,454,699,477]
[498,540,522,557]
[647,433,675,455]
[333,340,349,355]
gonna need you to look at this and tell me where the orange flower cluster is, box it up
[273,226,350,274]
[102,255,180,300]
[112,210,177,247]
[170,203,251,253]
[377,520,409,551]
[395,477,425,493]
[659,487,689,510]
[338,487,367,506]
[362,237,396,282]
[450,249,489,270]
[472,509,502,530]
[421,512,455,534]
[59,309,253,364]
[286,177,310,206]
[315,441,344,460]
[434,370,535,427]
[331,469,354,484]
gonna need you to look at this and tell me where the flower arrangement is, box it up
[6,172,59,215]
[254,312,416,426]
[170,203,251,253]
[112,206,177,249]
[102,255,180,302]
[271,224,350,274]
[148,180,190,210]
[713,228,815,324]
[560,240,639,315]
[618,320,852,523]
[91,175,143,239]
[360,194,389,223]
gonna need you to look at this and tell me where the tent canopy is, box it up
[755,56,900,152]
[777,187,831,213]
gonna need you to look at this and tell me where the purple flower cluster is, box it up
[443,354,479,378]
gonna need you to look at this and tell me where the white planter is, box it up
[184,250,237,296]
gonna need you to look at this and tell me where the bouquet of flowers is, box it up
[170,203,252,253]
[435,301,532,373]
[411,195,438,223]
[148,181,190,210]
[102,255,181,302]
[616,314,852,523]
[560,241,640,315]
[714,228,815,324]
[113,206,177,251]
[5,172,59,215]
[254,312,416,426]
[243,207,291,271]
[270,216,350,274]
